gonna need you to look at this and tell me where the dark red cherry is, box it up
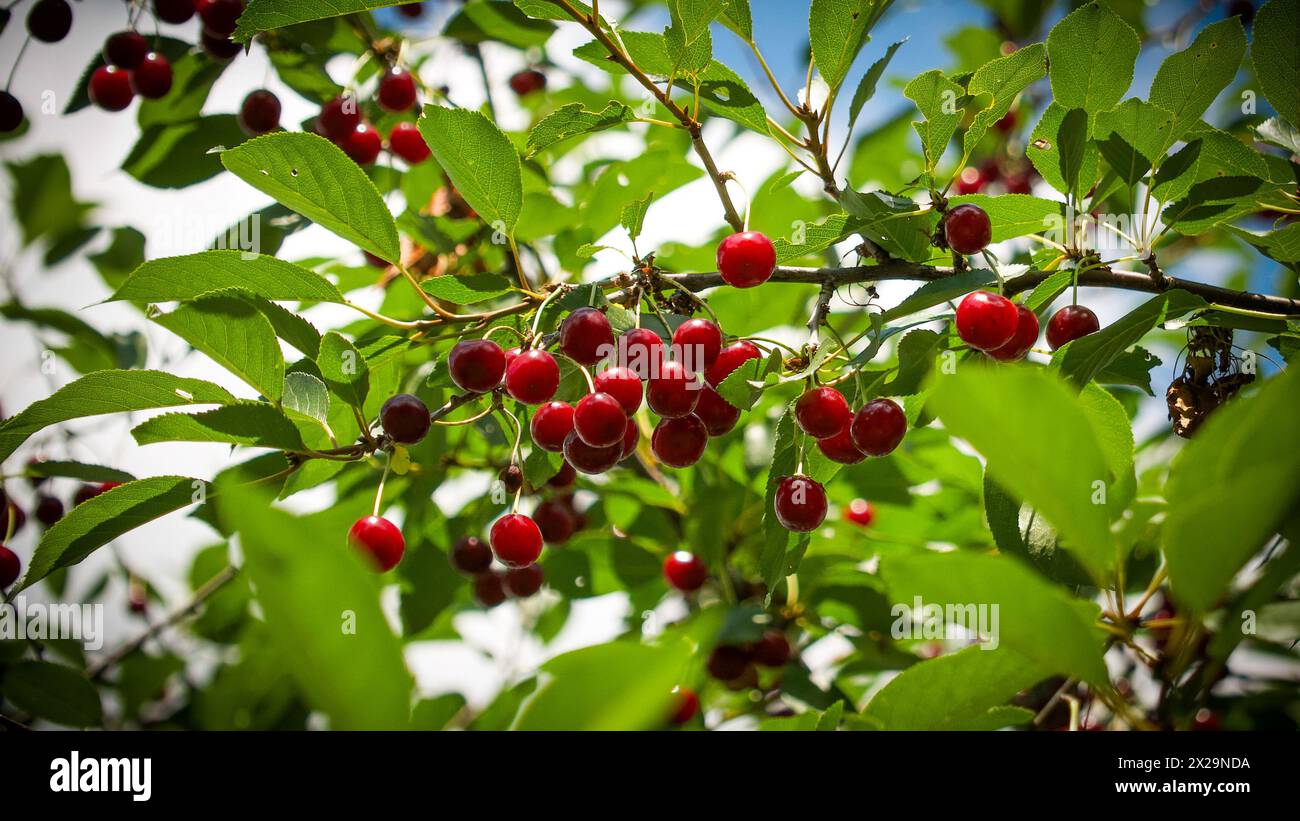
[397,1,425,18]
[27,0,72,43]
[669,687,699,725]
[672,318,723,371]
[559,307,614,366]
[200,29,241,60]
[547,461,577,488]
[575,392,627,448]
[34,495,64,527]
[89,65,134,111]
[1046,305,1100,350]
[651,415,708,468]
[505,349,560,404]
[529,401,574,452]
[620,418,640,460]
[197,0,244,37]
[0,545,20,588]
[448,338,506,393]
[154,0,196,25]
[505,564,544,597]
[74,482,120,506]
[317,95,360,141]
[845,498,874,527]
[378,67,418,112]
[489,513,543,568]
[389,121,430,164]
[473,570,508,607]
[816,427,866,464]
[942,204,992,255]
[105,31,149,69]
[0,92,23,133]
[774,475,828,532]
[509,68,546,96]
[562,431,622,475]
[238,89,281,135]
[795,386,851,439]
[341,123,382,165]
[987,304,1039,361]
[693,386,740,436]
[707,645,750,681]
[850,398,907,457]
[130,53,173,99]
[646,360,700,418]
[717,231,776,288]
[751,630,791,667]
[705,340,761,387]
[593,366,642,415]
[380,393,431,444]
[955,291,1019,351]
[347,515,405,572]
[663,550,707,591]
[450,535,493,574]
[617,327,665,378]
[533,500,575,544]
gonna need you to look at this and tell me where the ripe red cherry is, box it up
[672,318,723,371]
[987,304,1040,361]
[197,0,244,37]
[533,500,575,544]
[0,92,22,133]
[694,386,741,436]
[717,231,776,288]
[651,415,708,468]
[35,496,64,527]
[663,550,707,591]
[817,427,866,464]
[450,535,493,575]
[593,367,642,415]
[317,95,360,141]
[846,498,874,527]
[559,307,614,365]
[705,340,761,387]
[506,349,560,404]
[389,121,430,164]
[620,418,640,460]
[954,166,985,195]
[850,398,907,457]
[347,515,405,572]
[1046,305,1100,350]
[378,67,418,111]
[89,66,134,112]
[995,108,1018,133]
[529,401,574,452]
[707,645,750,681]
[774,475,828,532]
[342,123,382,165]
[27,0,72,43]
[238,89,281,135]
[380,393,431,444]
[955,290,1019,351]
[943,204,992,255]
[575,392,627,447]
[509,69,546,96]
[473,570,507,607]
[74,482,120,506]
[1004,172,1032,194]
[669,687,699,725]
[751,630,791,667]
[505,564,544,597]
[562,431,622,474]
[105,31,149,69]
[0,545,20,588]
[154,0,196,25]
[200,29,241,60]
[547,461,577,488]
[617,327,664,377]
[130,53,173,99]
[448,338,506,393]
[489,513,543,567]
[646,360,700,418]
[795,386,851,439]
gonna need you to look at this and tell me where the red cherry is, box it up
[27,0,72,43]
[646,360,700,418]
[717,231,776,288]
[943,204,992,255]
[378,67,418,112]
[794,386,851,439]
[651,415,708,468]
[0,92,22,133]
[694,386,741,436]
[105,31,149,69]
[489,513,543,567]
[529,401,574,452]
[846,498,874,527]
[398,2,425,18]
[751,630,791,667]
[448,338,506,393]
[620,418,640,460]
[1046,305,1100,350]
[473,570,508,607]
[509,69,546,96]
[130,53,173,99]
[380,393,431,444]
[562,431,622,475]
[955,290,1019,351]
[774,475,828,532]
[617,327,664,378]
[559,307,614,365]
[0,545,20,588]
[499,464,523,494]
[575,392,627,447]
[389,121,430,164]
[533,500,575,544]
[954,166,985,195]
[154,0,196,25]
[663,550,707,591]
[986,304,1040,361]
[707,645,750,681]
[342,123,382,165]
[994,108,1017,133]
[672,318,723,371]
[547,461,577,488]
[74,481,120,506]
[504,346,520,370]
[505,564,544,597]
[34,496,64,527]
[593,367,642,415]
[238,89,281,135]
[1004,172,1032,195]
[200,29,241,61]
[1191,708,1221,731]
[347,515,405,572]
[817,427,866,464]
[197,0,244,37]
[450,535,493,575]
[669,687,699,725]
[705,340,761,387]
[850,398,907,457]
[89,65,134,111]
[506,349,560,404]
[317,95,360,141]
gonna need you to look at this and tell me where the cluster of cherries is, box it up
[665,625,795,724]
[0,473,123,590]
[312,71,429,166]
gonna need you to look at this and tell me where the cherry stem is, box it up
[373,452,392,518]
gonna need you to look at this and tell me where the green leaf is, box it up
[1255,115,1300,155]
[719,0,753,41]
[844,38,907,140]
[620,192,654,243]
[1163,367,1300,611]
[885,329,940,396]
[124,115,249,189]
[234,0,423,42]
[928,367,1114,581]
[1045,1,1139,114]
[111,251,345,304]
[962,43,1047,159]
[221,132,400,263]
[1095,345,1161,395]
[984,475,1092,587]
[524,101,635,158]
[1251,0,1299,126]
[665,7,714,74]
[1027,102,1100,201]
[809,0,878,90]
[23,460,135,484]
[880,269,996,322]
[0,371,234,462]
[1056,107,1090,198]
[1051,290,1207,388]
[418,105,522,235]
[513,0,590,20]
[16,477,200,591]
[420,272,514,305]
[317,332,370,409]
[880,550,1109,684]
[772,213,863,263]
[1,661,102,727]
[1227,222,1300,264]
[671,0,726,48]
[1148,18,1246,145]
[523,445,565,487]
[138,51,228,128]
[862,645,1046,730]
[1093,99,1177,185]
[5,154,95,249]
[152,294,286,402]
[946,193,1064,243]
[443,0,555,49]
[904,69,964,171]
[131,403,307,451]
[283,372,330,425]
[0,302,125,374]
[89,227,146,289]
